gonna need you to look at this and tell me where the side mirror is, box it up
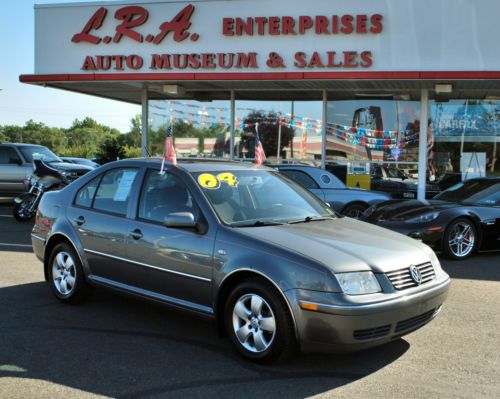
[11,158,22,166]
[164,212,198,229]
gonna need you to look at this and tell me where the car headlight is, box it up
[405,212,439,223]
[336,271,382,295]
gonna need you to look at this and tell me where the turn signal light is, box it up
[299,302,318,311]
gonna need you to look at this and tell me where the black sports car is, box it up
[362,178,500,260]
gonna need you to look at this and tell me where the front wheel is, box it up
[442,218,478,260]
[13,195,37,222]
[225,278,296,363]
[342,203,368,219]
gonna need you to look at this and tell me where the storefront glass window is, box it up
[325,98,421,196]
[233,98,323,163]
[148,99,231,158]
[429,100,500,181]
[326,99,421,164]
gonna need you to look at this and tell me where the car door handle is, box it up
[129,229,143,240]
[73,216,85,226]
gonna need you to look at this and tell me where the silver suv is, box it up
[0,143,93,203]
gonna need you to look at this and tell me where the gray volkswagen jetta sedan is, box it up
[31,159,450,363]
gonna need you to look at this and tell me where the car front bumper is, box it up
[373,221,444,250]
[287,276,450,353]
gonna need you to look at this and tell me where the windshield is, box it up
[192,169,335,226]
[434,180,500,205]
[20,146,61,163]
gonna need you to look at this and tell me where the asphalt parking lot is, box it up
[0,204,499,399]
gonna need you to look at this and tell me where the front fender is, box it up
[212,227,340,294]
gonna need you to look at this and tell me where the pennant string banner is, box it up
[151,100,420,149]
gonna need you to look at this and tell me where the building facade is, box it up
[21,0,500,198]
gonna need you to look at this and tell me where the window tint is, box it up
[138,170,199,223]
[280,170,319,189]
[0,147,21,164]
[93,168,139,216]
[74,176,100,208]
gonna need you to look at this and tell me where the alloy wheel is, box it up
[52,251,77,296]
[448,222,475,258]
[232,293,276,353]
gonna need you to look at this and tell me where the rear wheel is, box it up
[342,203,368,219]
[442,218,478,260]
[224,278,296,363]
[48,243,91,304]
[13,196,37,222]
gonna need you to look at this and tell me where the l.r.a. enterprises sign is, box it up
[72,3,383,72]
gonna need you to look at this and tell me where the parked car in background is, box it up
[61,157,99,169]
[362,178,500,260]
[0,143,93,203]
[327,163,460,199]
[31,159,450,363]
[273,165,391,218]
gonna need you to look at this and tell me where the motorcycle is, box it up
[13,160,69,222]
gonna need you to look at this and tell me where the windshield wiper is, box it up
[236,220,286,227]
[287,216,335,224]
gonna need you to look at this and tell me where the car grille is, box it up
[386,262,435,291]
[353,325,391,341]
[394,308,436,334]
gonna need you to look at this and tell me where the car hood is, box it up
[238,218,432,274]
[48,162,93,173]
[365,199,459,222]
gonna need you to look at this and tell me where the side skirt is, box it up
[87,275,215,318]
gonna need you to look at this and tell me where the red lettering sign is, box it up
[72,4,198,45]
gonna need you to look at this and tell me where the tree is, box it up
[239,111,294,158]
[95,137,126,164]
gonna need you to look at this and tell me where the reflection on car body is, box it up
[32,159,450,363]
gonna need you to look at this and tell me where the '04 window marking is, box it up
[197,172,238,189]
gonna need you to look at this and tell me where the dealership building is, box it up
[21,0,500,199]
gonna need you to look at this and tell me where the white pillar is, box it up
[141,88,149,157]
[230,90,235,160]
[417,89,429,200]
[321,90,327,169]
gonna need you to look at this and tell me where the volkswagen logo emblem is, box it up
[409,265,422,284]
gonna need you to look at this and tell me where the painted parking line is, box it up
[0,243,32,248]
[0,215,13,217]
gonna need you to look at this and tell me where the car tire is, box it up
[48,243,91,304]
[224,278,296,363]
[342,203,368,219]
[13,196,37,222]
[442,218,478,260]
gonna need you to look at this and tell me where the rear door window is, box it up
[74,176,101,208]
[92,168,139,216]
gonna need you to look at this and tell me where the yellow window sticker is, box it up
[197,173,220,189]
[216,172,238,187]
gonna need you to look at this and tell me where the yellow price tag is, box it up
[197,173,220,189]
[216,172,238,187]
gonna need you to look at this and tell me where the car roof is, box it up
[271,164,318,170]
[109,157,273,173]
[0,143,46,147]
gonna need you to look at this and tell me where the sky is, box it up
[0,0,140,133]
